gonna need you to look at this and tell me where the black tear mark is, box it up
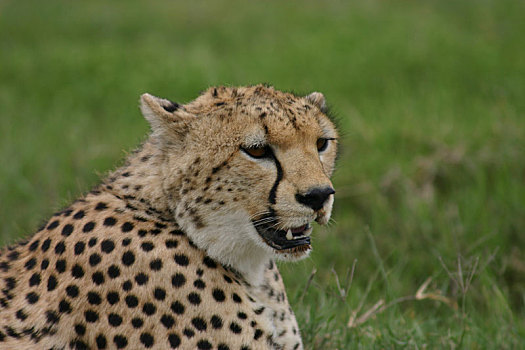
[163,101,180,113]
[212,88,218,97]
[268,152,283,206]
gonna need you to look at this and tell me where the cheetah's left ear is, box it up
[140,93,195,140]
[305,92,327,113]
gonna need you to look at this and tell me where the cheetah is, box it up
[0,85,338,349]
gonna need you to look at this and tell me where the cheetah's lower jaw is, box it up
[253,221,313,251]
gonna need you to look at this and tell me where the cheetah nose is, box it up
[295,186,335,211]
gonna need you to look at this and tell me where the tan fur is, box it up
[0,85,338,349]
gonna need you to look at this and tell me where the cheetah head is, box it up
[140,85,338,280]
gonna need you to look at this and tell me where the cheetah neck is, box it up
[102,141,174,219]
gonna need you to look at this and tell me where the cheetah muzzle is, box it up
[0,85,338,350]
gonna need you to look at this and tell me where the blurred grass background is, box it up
[1,0,524,348]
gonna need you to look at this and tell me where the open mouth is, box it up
[253,220,313,252]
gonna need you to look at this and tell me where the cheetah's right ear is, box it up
[140,93,195,139]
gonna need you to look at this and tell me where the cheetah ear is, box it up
[140,93,195,139]
[305,92,327,113]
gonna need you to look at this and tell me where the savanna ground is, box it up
[1,0,524,348]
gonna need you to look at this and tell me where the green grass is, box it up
[1,0,524,348]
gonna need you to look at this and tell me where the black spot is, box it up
[171,273,186,288]
[47,275,57,291]
[95,202,108,211]
[188,292,201,305]
[74,241,86,255]
[73,210,85,219]
[203,256,217,268]
[140,332,154,347]
[92,271,105,285]
[142,302,156,315]
[29,240,40,251]
[161,314,175,329]
[75,323,86,336]
[103,217,117,226]
[193,279,206,289]
[135,273,148,285]
[125,295,138,308]
[107,291,119,305]
[183,328,195,338]
[141,242,154,252]
[212,289,225,302]
[230,322,242,334]
[24,258,36,270]
[211,315,223,329]
[154,287,166,301]
[66,284,79,298]
[192,317,207,331]
[16,309,27,321]
[89,253,102,266]
[87,291,102,305]
[0,261,11,272]
[170,229,185,236]
[41,238,51,252]
[223,275,233,283]
[131,318,144,328]
[254,329,263,340]
[122,251,135,266]
[25,292,39,304]
[165,240,178,249]
[196,268,204,276]
[96,334,107,349]
[47,220,60,230]
[122,280,133,291]
[41,258,49,269]
[121,222,134,233]
[113,335,128,348]
[197,339,212,350]
[108,313,123,327]
[149,259,163,271]
[174,254,189,266]
[138,229,148,237]
[168,333,181,348]
[122,171,131,177]
[29,272,41,286]
[101,239,115,253]
[83,222,95,233]
[122,238,131,246]
[237,312,247,319]
[108,265,121,278]
[45,310,60,325]
[71,264,85,279]
[232,293,242,303]
[62,224,74,236]
[88,237,98,247]
[55,259,67,273]
[215,102,225,107]
[59,299,71,314]
[54,241,66,255]
[218,344,230,350]
[170,301,185,315]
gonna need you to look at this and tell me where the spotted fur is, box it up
[0,85,338,349]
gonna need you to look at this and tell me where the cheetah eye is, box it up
[241,145,271,159]
[316,138,329,152]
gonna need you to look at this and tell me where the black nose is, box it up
[295,186,335,211]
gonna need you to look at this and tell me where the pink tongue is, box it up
[291,225,307,234]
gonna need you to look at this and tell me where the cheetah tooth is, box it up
[286,229,293,240]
